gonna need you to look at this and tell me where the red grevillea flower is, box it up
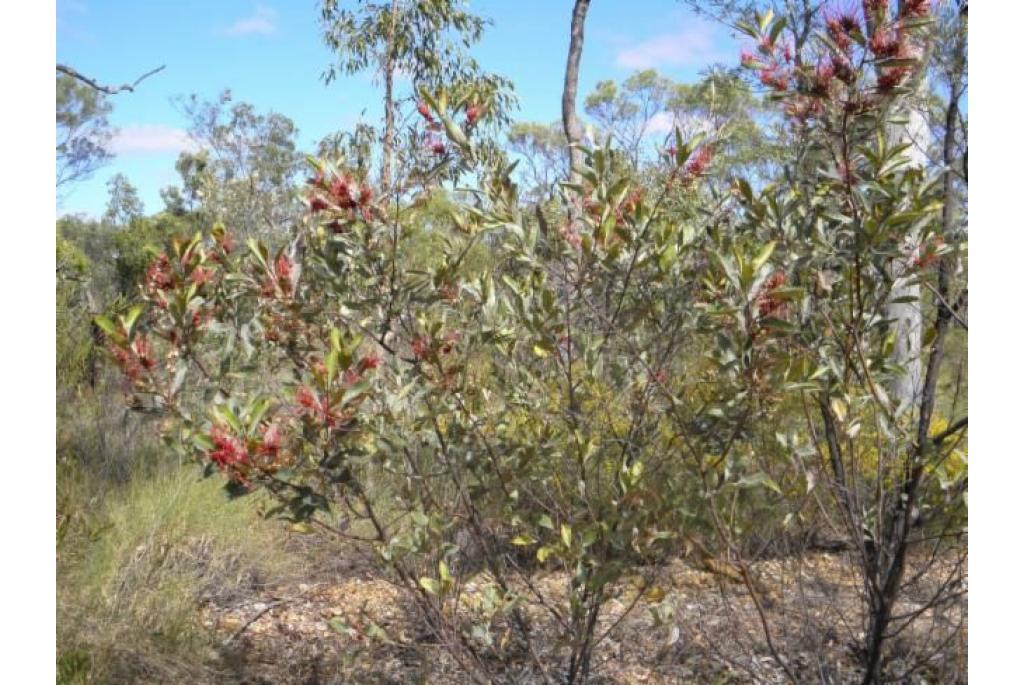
[685,146,714,177]
[877,66,910,92]
[209,424,249,468]
[358,184,374,206]
[258,422,282,456]
[296,386,319,412]
[831,54,856,84]
[309,193,330,213]
[417,101,432,120]
[756,271,788,318]
[437,281,459,301]
[275,254,293,286]
[218,231,235,254]
[869,26,902,58]
[911,235,945,269]
[759,68,790,91]
[560,222,582,249]
[863,0,888,16]
[358,354,382,372]
[811,60,835,96]
[189,266,213,286]
[424,135,446,155]
[132,336,157,370]
[439,332,459,355]
[900,0,930,18]
[111,344,143,381]
[465,104,482,126]
[827,18,852,52]
[145,254,174,292]
[839,12,860,32]
[330,176,356,208]
[411,336,431,360]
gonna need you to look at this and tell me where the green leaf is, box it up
[659,244,678,272]
[214,404,243,434]
[768,17,788,46]
[419,577,439,595]
[736,472,782,495]
[561,524,572,548]
[341,380,371,405]
[121,304,145,335]
[751,241,776,276]
[94,315,121,339]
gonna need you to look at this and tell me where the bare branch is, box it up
[56,63,166,95]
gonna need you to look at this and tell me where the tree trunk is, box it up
[884,1,934,415]
[380,0,400,192]
[561,0,591,189]
[885,94,927,414]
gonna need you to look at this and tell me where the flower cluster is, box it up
[295,386,352,429]
[261,253,294,299]
[307,170,375,221]
[739,29,794,94]
[110,335,158,382]
[145,254,174,295]
[911,235,945,271]
[208,423,250,469]
[583,186,646,232]
[411,332,459,361]
[756,271,788,319]
[684,146,714,178]
[740,2,930,124]
[417,101,448,156]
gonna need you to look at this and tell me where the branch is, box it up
[56,63,166,95]
[931,416,967,446]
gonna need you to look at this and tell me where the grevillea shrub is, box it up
[100,99,731,681]
[103,3,966,678]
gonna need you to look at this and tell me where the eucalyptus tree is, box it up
[320,0,514,193]
[56,73,114,191]
[171,91,303,241]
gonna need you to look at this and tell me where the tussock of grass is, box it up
[58,462,298,683]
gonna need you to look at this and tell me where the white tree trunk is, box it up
[886,95,927,415]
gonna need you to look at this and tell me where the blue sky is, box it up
[56,0,741,217]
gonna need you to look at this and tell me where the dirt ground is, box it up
[202,547,966,684]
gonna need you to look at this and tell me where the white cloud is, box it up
[109,125,197,155]
[615,23,731,70]
[222,5,278,37]
[645,112,676,135]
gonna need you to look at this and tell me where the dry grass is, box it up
[57,462,301,684]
